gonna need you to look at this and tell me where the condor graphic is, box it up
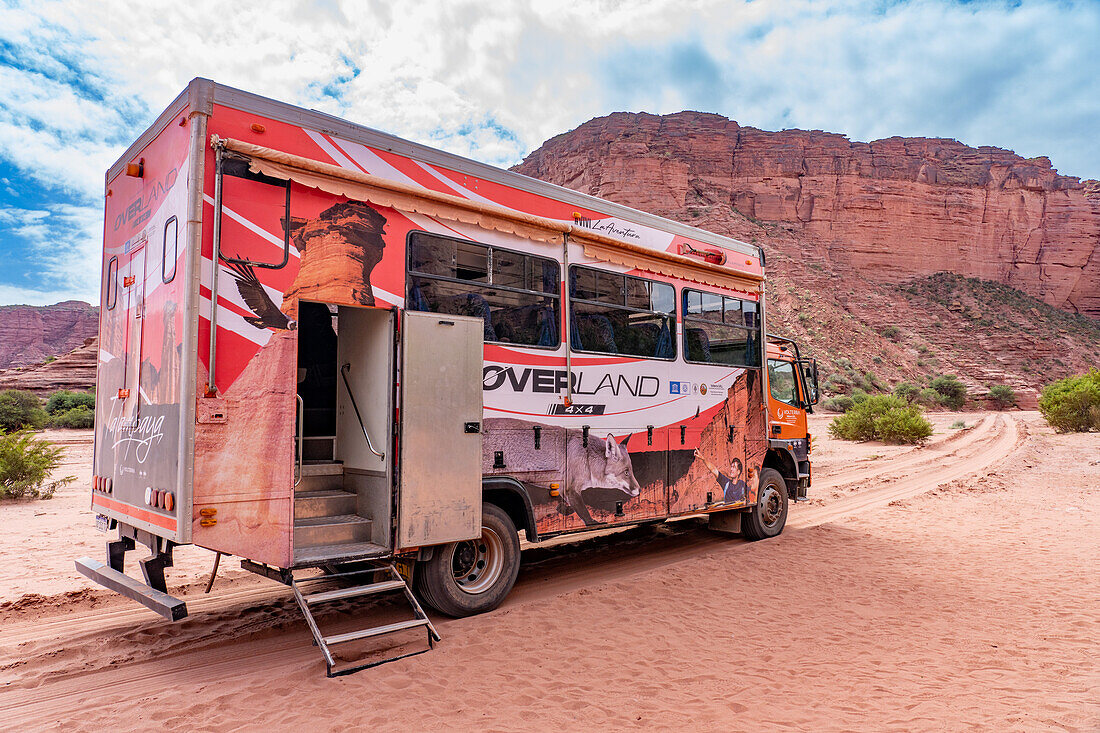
[482,365,660,398]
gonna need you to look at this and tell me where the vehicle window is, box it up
[568,265,676,360]
[105,257,118,310]
[768,359,799,406]
[682,288,761,367]
[162,216,178,283]
[407,231,560,348]
[218,158,291,269]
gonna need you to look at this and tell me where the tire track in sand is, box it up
[0,415,1024,724]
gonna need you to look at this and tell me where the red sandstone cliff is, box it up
[514,112,1100,318]
[0,301,99,370]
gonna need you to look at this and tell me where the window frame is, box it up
[105,256,118,310]
[405,230,562,351]
[681,287,762,368]
[767,358,800,407]
[567,264,677,361]
[217,157,292,270]
[162,215,178,283]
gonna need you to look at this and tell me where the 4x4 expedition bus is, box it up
[78,78,819,675]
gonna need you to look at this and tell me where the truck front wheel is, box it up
[742,468,788,541]
[415,502,520,617]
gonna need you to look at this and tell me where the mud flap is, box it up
[75,557,188,621]
[707,509,743,535]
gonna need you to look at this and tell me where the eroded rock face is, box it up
[0,337,98,395]
[0,301,99,369]
[515,112,1100,317]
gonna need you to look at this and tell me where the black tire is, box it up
[415,502,520,618]
[742,468,788,541]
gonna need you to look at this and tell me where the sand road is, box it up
[1,412,1096,731]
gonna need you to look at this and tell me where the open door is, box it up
[396,311,484,550]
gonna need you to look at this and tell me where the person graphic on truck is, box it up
[694,449,756,503]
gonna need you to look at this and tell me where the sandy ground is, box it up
[0,412,1097,731]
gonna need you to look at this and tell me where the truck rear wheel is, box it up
[742,468,788,541]
[415,502,520,617]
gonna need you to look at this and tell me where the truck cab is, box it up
[764,335,819,501]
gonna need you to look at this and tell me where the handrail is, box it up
[294,394,304,487]
[339,363,385,461]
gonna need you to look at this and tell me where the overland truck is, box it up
[79,78,820,675]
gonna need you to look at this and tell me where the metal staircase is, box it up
[289,562,441,676]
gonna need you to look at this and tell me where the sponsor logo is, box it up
[573,216,643,244]
[699,383,708,395]
[483,365,659,398]
[107,413,166,464]
[113,167,179,233]
[774,406,801,424]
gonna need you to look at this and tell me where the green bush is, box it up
[917,387,945,408]
[880,325,900,341]
[823,395,855,413]
[828,395,933,444]
[987,384,1016,410]
[929,375,968,409]
[45,390,95,415]
[49,407,95,429]
[0,390,47,431]
[894,382,920,402]
[1038,369,1100,433]
[950,420,967,429]
[0,430,74,500]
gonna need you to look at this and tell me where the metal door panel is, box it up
[397,311,483,549]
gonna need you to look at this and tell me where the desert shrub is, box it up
[828,395,933,444]
[45,390,95,415]
[893,382,920,402]
[875,408,934,444]
[49,407,95,429]
[1038,369,1100,433]
[987,385,1017,410]
[0,390,47,431]
[916,387,945,408]
[950,420,967,429]
[0,430,73,500]
[880,325,900,340]
[823,395,855,413]
[929,375,968,409]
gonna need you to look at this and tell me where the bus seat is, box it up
[493,304,558,347]
[437,292,497,342]
[576,313,617,354]
[685,327,711,361]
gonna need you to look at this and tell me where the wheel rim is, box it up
[450,526,505,595]
[759,483,784,529]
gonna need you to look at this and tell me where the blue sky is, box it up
[1,0,1098,305]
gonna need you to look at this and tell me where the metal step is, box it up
[295,489,357,519]
[296,461,344,492]
[305,579,408,605]
[294,514,372,547]
[293,541,388,566]
[289,561,441,676]
[325,618,429,645]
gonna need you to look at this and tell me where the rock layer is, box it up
[515,112,1100,318]
[0,301,99,369]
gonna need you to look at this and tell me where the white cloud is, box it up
[0,0,1097,305]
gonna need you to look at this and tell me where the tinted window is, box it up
[768,359,799,406]
[105,257,118,310]
[162,216,178,283]
[569,266,676,360]
[682,288,761,367]
[407,232,560,348]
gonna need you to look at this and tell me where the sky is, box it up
[1,0,1098,306]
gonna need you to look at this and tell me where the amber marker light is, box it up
[250,123,266,133]
[125,159,144,178]
[549,483,561,497]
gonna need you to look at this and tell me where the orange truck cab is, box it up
[764,335,819,501]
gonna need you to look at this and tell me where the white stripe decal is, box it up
[304,129,360,171]
[412,160,501,207]
[203,194,300,258]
